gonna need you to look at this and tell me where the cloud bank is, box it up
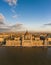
[0,13,25,32]
[44,23,51,26]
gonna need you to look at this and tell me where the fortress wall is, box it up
[22,40,32,47]
[6,39,49,47]
[32,40,43,46]
[22,40,43,47]
[6,40,21,46]
[6,40,44,47]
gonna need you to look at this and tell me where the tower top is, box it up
[25,31,30,35]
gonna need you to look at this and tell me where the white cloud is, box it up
[0,13,5,24]
[12,14,18,18]
[0,13,25,32]
[4,0,17,6]
[4,0,19,20]
[10,23,26,31]
[0,13,10,32]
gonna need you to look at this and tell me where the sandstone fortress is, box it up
[0,31,51,47]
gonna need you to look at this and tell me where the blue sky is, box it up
[0,0,51,32]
